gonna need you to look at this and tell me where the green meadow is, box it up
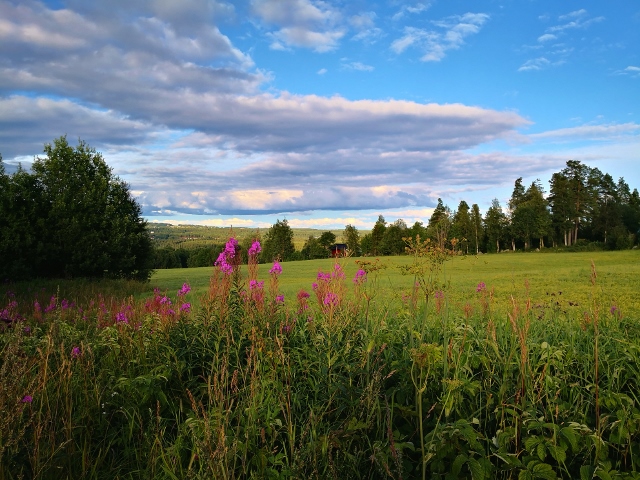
[2,249,640,479]
[151,250,640,317]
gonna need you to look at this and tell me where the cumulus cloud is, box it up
[251,0,344,52]
[391,12,489,61]
[392,3,430,21]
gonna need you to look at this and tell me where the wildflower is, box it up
[269,261,282,275]
[297,290,310,300]
[224,237,239,258]
[167,309,175,316]
[323,292,339,307]
[21,395,33,403]
[249,279,264,290]
[312,282,318,290]
[435,290,444,299]
[177,283,191,297]
[115,312,128,324]
[34,301,41,313]
[476,282,486,292]
[180,303,191,313]
[248,240,262,256]
[353,269,367,285]
[282,324,292,334]
[71,346,81,358]
[276,294,285,304]
[160,296,171,305]
[333,264,345,279]
[317,272,331,282]
[61,299,70,310]
[23,326,31,334]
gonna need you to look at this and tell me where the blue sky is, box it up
[1,0,639,231]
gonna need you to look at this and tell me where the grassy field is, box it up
[2,249,640,478]
[150,249,640,317]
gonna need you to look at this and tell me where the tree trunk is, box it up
[496,239,500,253]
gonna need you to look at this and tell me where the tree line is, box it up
[156,160,640,269]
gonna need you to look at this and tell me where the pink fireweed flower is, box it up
[323,292,339,307]
[297,290,310,299]
[333,264,345,279]
[21,395,33,403]
[224,237,239,258]
[115,312,128,324]
[312,282,319,291]
[317,272,331,282]
[276,294,285,304]
[160,296,171,305]
[34,300,41,313]
[249,279,265,290]
[248,240,262,256]
[269,261,282,275]
[180,303,191,313]
[177,283,191,297]
[71,346,81,358]
[476,282,486,292]
[435,290,444,299]
[353,269,367,285]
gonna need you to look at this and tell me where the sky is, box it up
[1,0,639,231]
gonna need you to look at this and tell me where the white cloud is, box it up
[518,57,564,72]
[392,3,430,21]
[341,61,374,72]
[251,0,344,52]
[537,33,556,43]
[391,13,489,62]
[317,68,327,75]
[529,123,640,141]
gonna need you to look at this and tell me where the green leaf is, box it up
[451,454,467,476]
[468,457,485,480]
[580,465,595,480]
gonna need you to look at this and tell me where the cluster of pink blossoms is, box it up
[215,238,239,275]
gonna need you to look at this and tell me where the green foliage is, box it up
[262,219,296,262]
[343,224,360,255]
[301,235,329,259]
[2,250,640,478]
[0,137,153,281]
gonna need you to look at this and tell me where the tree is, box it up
[451,201,472,253]
[343,224,360,255]
[1,137,153,281]
[301,236,328,260]
[370,215,387,255]
[470,204,483,254]
[427,198,451,249]
[381,219,407,255]
[484,199,507,253]
[262,219,295,261]
[318,231,336,250]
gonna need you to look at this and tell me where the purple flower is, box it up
[282,324,291,333]
[249,279,264,290]
[34,301,41,313]
[23,326,31,334]
[167,309,175,316]
[248,240,262,256]
[333,264,345,279]
[21,395,33,403]
[177,283,191,297]
[224,237,239,258]
[71,346,81,358]
[312,282,318,291]
[476,282,486,293]
[297,290,310,300]
[435,290,444,299]
[269,261,282,275]
[115,312,128,324]
[610,305,619,315]
[61,299,70,310]
[180,303,191,313]
[323,292,339,307]
[317,272,331,282]
[353,269,367,285]
[160,296,171,305]
[276,294,285,304]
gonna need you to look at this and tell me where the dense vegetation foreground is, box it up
[1,242,640,479]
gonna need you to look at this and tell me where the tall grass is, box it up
[1,243,640,478]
